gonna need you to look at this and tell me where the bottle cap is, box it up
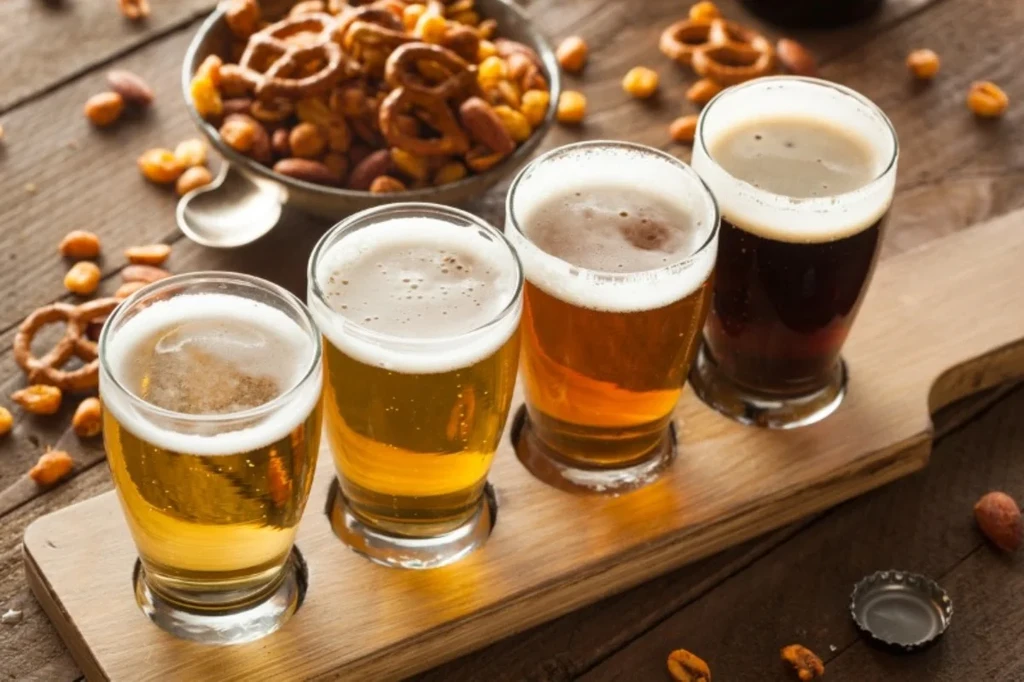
[849,570,952,652]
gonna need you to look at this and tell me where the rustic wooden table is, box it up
[1,0,1022,680]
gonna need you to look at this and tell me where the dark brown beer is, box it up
[691,77,898,427]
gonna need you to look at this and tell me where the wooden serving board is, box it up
[23,212,1024,681]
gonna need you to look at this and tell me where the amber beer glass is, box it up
[690,77,898,428]
[308,204,523,569]
[99,272,323,644]
[506,141,719,493]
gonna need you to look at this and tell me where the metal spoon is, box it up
[176,164,286,248]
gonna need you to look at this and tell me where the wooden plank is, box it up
[0,0,215,112]
[21,210,1024,681]
[575,385,1024,681]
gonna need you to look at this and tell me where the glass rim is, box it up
[504,139,721,280]
[307,202,525,348]
[98,271,323,425]
[695,75,900,207]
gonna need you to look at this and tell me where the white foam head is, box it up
[100,292,322,457]
[308,207,523,375]
[692,76,898,244]
[506,141,719,313]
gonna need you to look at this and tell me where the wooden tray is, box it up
[23,213,1024,681]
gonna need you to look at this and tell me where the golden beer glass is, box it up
[308,204,523,569]
[506,141,720,493]
[99,272,323,644]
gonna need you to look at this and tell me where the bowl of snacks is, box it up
[179,0,560,247]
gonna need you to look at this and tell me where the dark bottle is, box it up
[739,0,884,28]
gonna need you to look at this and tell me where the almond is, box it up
[122,264,170,284]
[273,158,341,186]
[459,97,515,155]
[346,150,393,191]
[776,38,819,77]
[975,491,1022,552]
[106,70,154,106]
[124,244,171,266]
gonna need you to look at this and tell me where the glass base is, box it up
[133,549,306,645]
[328,481,495,569]
[688,344,847,429]
[513,408,676,495]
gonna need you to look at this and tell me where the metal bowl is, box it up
[178,0,560,248]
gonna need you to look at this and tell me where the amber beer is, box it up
[99,273,323,644]
[506,141,719,493]
[690,77,898,428]
[308,204,522,569]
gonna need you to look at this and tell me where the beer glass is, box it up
[689,77,898,428]
[506,141,720,493]
[100,272,323,643]
[308,204,523,569]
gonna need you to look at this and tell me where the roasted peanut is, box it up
[12,385,62,416]
[477,39,498,61]
[138,148,186,184]
[781,644,824,680]
[622,67,659,99]
[556,36,588,73]
[176,166,214,196]
[369,175,407,193]
[106,70,154,106]
[434,160,468,185]
[115,281,147,299]
[72,397,103,438]
[289,122,327,158]
[84,92,125,127]
[669,115,699,144]
[118,0,149,20]
[190,71,223,121]
[686,78,722,106]
[226,0,261,39]
[906,49,940,80]
[666,649,710,682]
[220,116,257,153]
[493,105,531,142]
[174,138,208,167]
[689,1,720,20]
[122,264,170,284]
[556,90,587,124]
[64,261,101,295]
[59,230,101,260]
[403,3,426,31]
[477,17,497,40]
[29,449,74,486]
[465,145,504,172]
[390,148,430,181]
[478,55,508,86]
[0,407,12,436]
[520,89,550,127]
[125,244,171,266]
[415,13,447,43]
[196,54,223,88]
[494,79,521,109]
[450,9,479,26]
[967,81,1008,118]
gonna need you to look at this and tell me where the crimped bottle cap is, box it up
[850,570,952,652]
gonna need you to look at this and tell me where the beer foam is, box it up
[693,77,898,244]
[101,293,321,456]
[310,216,521,374]
[506,143,718,313]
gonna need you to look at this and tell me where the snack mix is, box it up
[191,0,553,192]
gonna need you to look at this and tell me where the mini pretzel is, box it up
[14,298,119,392]
[659,19,714,65]
[660,19,775,85]
[379,87,470,157]
[237,13,348,100]
[385,43,480,101]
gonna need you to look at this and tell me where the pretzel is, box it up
[237,13,349,100]
[14,298,119,392]
[379,87,470,156]
[660,19,775,85]
[385,43,480,101]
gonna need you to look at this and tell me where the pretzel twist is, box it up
[660,19,775,85]
[379,87,470,157]
[14,298,119,392]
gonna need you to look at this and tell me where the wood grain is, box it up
[22,210,1024,680]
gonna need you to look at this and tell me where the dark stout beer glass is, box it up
[690,77,898,428]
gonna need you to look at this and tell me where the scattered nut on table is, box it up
[781,644,824,680]
[974,491,1022,552]
[557,90,587,124]
[967,81,1009,118]
[106,70,155,106]
[124,244,171,266]
[686,78,722,106]
[72,397,103,438]
[777,38,818,77]
[84,92,125,127]
[670,114,699,144]
[0,407,12,437]
[114,281,147,300]
[64,261,101,296]
[29,449,74,486]
[58,230,101,260]
[174,138,208,167]
[556,36,588,73]
[122,264,170,284]
[12,385,62,416]
[689,0,721,20]
[622,66,660,99]
[138,148,186,184]
[906,49,940,80]
[176,166,214,196]
[666,649,711,682]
